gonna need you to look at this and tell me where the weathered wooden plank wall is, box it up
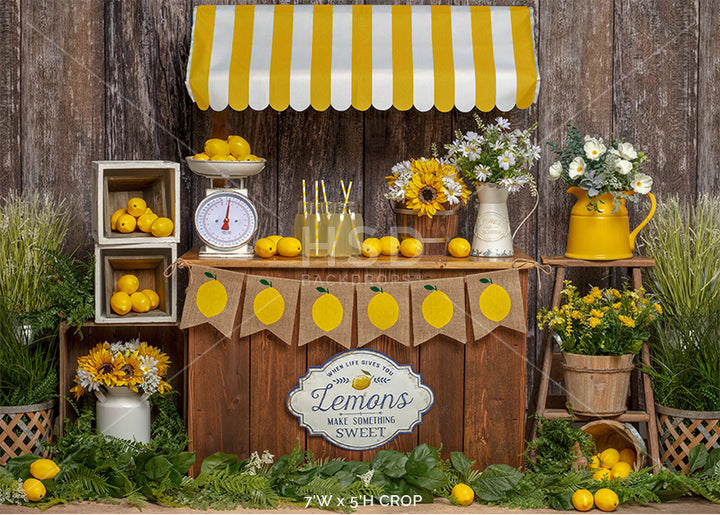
[1,0,717,428]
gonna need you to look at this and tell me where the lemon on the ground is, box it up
[421,286,454,329]
[30,458,60,480]
[400,238,423,258]
[204,138,230,157]
[571,489,594,511]
[117,274,139,294]
[228,136,251,158]
[478,279,512,322]
[23,478,46,502]
[266,235,283,244]
[192,152,210,160]
[611,461,632,480]
[255,237,276,258]
[253,279,285,325]
[589,455,602,470]
[151,217,174,237]
[594,488,619,512]
[367,287,399,330]
[111,208,127,231]
[448,237,471,258]
[277,237,302,257]
[380,236,400,256]
[619,447,636,466]
[127,197,147,217]
[141,289,160,310]
[130,292,151,313]
[352,373,372,390]
[451,483,475,506]
[312,288,343,332]
[137,212,159,233]
[196,272,228,318]
[110,291,132,315]
[593,468,611,481]
[600,448,621,470]
[361,238,382,257]
[116,213,137,233]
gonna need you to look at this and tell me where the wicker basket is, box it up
[562,352,634,417]
[394,206,459,256]
[655,404,720,473]
[0,401,55,465]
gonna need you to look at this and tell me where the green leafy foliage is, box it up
[523,416,595,474]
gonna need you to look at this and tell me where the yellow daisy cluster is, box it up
[537,281,661,356]
[70,341,172,400]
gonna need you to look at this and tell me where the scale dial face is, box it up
[194,191,258,250]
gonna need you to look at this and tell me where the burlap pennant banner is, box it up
[410,277,467,346]
[465,269,526,340]
[355,282,411,347]
[298,281,354,348]
[180,265,245,339]
[239,275,300,344]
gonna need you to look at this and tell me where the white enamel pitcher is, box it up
[471,183,535,257]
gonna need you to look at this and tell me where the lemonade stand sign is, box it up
[287,350,434,451]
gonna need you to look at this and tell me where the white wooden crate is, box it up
[92,161,180,245]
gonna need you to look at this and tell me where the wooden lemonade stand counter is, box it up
[182,248,532,472]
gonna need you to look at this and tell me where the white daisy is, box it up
[497,150,516,170]
[474,165,491,182]
[495,117,511,130]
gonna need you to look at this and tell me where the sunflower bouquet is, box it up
[70,339,171,399]
[385,157,470,218]
[537,281,661,356]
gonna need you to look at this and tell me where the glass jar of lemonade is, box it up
[294,201,330,257]
[327,201,363,257]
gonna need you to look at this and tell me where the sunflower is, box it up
[136,343,170,376]
[79,343,121,387]
[405,163,449,218]
[115,352,144,391]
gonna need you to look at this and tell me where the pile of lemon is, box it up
[193,135,262,162]
[110,274,161,315]
[22,458,60,502]
[255,235,302,258]
[571,447,636,512]
[360,236,472,258]
[111,197,174,238]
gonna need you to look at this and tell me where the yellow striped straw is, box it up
[302,179,307,215]
[321,179,329,214]
[314,180,319,256]
[345,181,362,250]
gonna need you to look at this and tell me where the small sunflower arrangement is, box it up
[537,281,661,356]
[70,339,171,399]
[385,157,470,218]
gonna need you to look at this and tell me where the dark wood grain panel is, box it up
[698,1,720,196]
[0,0,20,192]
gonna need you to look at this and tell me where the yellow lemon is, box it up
[23,478,46,502]
[192,152,210,160]
[593,468,611,481]
[600,448,621,470]
[367,288,399,330]
[254,237,276,258]
[361,238,382,257]
[116,274,139,294]
[210,154,233,161]
[619,448,636,466]
[116,213,137,233]
[266,235,283,244]
[241,154,262,161]
[253,280,285,325]
[594,488,619,512]
[196,272,228,318]
[611,461,632,480]
[312,288,343,332]
[277,237,302,257]
[136,212,159,233]
[448,237,471,258]
[228,135,251,157]
[30,458,60,480]
[589,454,602,470]
[110,208,127,231]
[130,291,151,313]
[151,217,174,237]
[422,286,453,329]
[144,207,154,215]
[399,238,423,258]
[110,291,132,315]
[127,197,147,217]
[571,489,594,512]
[141,289,160,310]
[451,483,475,506]
[479,280,512,322]
[379,236,400,256]
[204,138,230,157]
[352,374,372,390]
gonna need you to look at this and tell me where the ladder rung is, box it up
[540,409,651,422]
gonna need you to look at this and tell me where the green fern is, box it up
[54,466,111,499]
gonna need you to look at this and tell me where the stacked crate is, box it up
[92,161,180,323]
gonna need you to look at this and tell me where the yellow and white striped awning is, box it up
[186,4,539,113]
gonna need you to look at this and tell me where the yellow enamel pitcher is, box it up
[565,187,656,260]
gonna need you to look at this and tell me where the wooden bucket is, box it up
[395,206,459,256]
[579,420,646,469]
[0,401,55,464]
[562,353,634,417]
[655,404,720,473]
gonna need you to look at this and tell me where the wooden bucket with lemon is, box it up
[394,206,459,255]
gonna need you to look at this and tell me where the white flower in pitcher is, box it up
[443,177,464,205]
[498,150,515,170]
[495,116,511,130]
[632,173,653,194]
[568,157,587,179]
[548,161,563,180]
[617,159,633,175]
[584,137,606,161]
[618,142,638,160]
[474,165,491,182]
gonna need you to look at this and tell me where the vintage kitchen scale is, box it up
[185,157,265,258]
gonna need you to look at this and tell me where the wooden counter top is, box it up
[180,246,535,270]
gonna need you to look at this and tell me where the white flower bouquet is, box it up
[548,124,652,210]
[444,115,541,193]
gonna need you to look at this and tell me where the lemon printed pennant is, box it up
[240,275,300,344]
[253,279,285,325]
[410,277,466,346]
[478,278,511,322]
[298,281,354,348]
[196,272,228,318]
[465,270,526,340]
[312,287,343,332]
[356,283,411,347]
[367,286,399,331]
[421,285,453,329]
